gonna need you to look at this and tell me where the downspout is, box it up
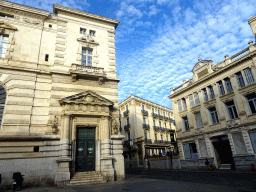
[28,14,50,135]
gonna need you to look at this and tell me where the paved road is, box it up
[5,169,256,192]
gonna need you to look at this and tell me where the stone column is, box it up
[241,130,254,154]
[100,116,114,181]
[111,135,125,181]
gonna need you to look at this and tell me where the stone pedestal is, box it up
[111,135,125,181]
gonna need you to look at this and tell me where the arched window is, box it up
[0,84,6,128]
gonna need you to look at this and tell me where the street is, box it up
[6,169,256,192]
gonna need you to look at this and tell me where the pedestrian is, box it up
[205,158,212,171]
[148,160,151,170]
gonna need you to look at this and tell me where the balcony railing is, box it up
[141,110,148,116]
[124,124,130,131]
[142,124,150,130]
[145,139,152,144]
[153,126,159,131]
[152,113,158,118]
[123,110,129,116]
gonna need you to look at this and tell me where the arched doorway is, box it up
[0,84,6,128]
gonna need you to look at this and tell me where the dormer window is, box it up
[0,35,8,58]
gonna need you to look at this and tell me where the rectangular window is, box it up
[208,86,215,100]
[236,72,245,88]
[194,112,203,128]
[177,100,182,111]
[45,54,49,61]
[80,28,86,34]
[189,94,194,107]
[182,98,187,110]
[194,92,200,105]
[89,30,95,36]
[0,35,8,58]
[244,68,254,85]
[218,81,225,96]
[183,116,189,131]
[226,101,238,120]
[209,107,219,124]
[224,78,233,93]
[81,48,92,66]
[246,93,256,114]
[202,88,208,102]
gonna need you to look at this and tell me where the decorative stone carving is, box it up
[23,17,42,25]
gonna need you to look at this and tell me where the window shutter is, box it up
[244,68,254,85]
[189,94,194,107]
[178,100,182,111]
[183,143,191,159]
[195,112,203,128]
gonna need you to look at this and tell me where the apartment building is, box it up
[119,95,176,169]
[169,15,256,170]
[0,0,124,187]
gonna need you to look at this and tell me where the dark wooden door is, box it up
[76,127,95,172]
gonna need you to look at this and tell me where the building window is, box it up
[183,143,197,159]
[194,112,203,128]
[81,48,92,66]
[226,101,238,120]
[194,92,200,105]
[177,100,182,111]
[202,88,208,102]
[244,68,254,85]
[0,35,8,58]
[236,71,245,88]
[182,116,189,131]
[80,28,86,34]
[182,98,187,110]
[209,107,219,124]
[246,93,256,114]
[224,78,233,93]
[89,30,95,36]
[189,94,194,107]
[218,81,225,96]
[208,86,215,100]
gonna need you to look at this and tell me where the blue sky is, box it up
[7,0,256,109]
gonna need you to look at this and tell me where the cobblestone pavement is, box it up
[3,170,256,192]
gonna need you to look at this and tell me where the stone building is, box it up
[0,0,124,187]
[169,15,256,170]
[119,95,176,169]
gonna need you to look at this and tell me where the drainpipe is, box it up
[28,14,51,135]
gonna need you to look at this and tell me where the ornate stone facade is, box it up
[0,1,124,187]
[169,14,256,170]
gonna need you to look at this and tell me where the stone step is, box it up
[219,164,231,170]
[68,180,106,186]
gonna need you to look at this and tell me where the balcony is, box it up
[142,124,150,130]
[153,126,160,131]
[141,109,148,116]
[152,113,158,118]
[69,64,106,82]
[124,124,130,131]
[145,139,152,144]
[123,110,129,117]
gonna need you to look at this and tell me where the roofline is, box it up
[119,94,173,112]
[0,0,50,17]
[53,4,120,28]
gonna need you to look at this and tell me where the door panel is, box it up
[76,127,95,172]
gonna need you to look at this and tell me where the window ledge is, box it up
[238,82,256,96]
